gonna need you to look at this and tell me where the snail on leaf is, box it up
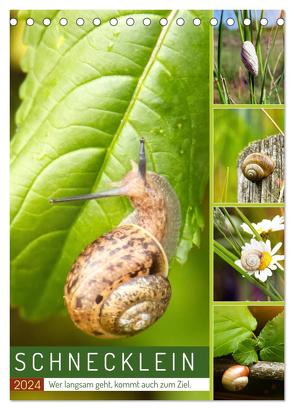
[50,139,181,338]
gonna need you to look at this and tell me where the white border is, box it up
[2,0,294,409]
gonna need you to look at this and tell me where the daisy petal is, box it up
[271,242,282,255]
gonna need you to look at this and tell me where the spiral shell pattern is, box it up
[241,249,262,271]
[241,153,275,182]
[222,365,250,392]
[64,224,170,338]
[241,41,259,77]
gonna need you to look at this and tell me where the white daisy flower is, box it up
[235,238,284,282]
[241,215,284,237]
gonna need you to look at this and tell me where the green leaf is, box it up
[11,10,210,320]
[233,338,258,365]
[214,306,257,357]
[258,311,284,362]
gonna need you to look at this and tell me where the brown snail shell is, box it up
[52,139,181,339]
[64,224,170,338]
[222,365,250,392]
[241,153,275,182]
[240,249,262,271]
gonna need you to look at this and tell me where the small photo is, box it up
[213,10,284,104]
[214,305,284,400]
[214,108,284,204]
[214,207,284,301]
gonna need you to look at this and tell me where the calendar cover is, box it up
[10,9,285,400]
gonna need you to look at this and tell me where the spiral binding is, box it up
[9,16,286,27]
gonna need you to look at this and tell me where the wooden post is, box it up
[237,134,284,203]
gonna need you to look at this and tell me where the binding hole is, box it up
[110,18,118,26]
[143,18,151,26]
[210,18,218,26]
[26,18,34,26]
[43,18,51,26]
[60,18,68,26]
[76,18,84,26]
[260,18,268,26]
[10,18,18,26]
[126,17,135,26]
[227,18,234,26]
[93,18,101,26]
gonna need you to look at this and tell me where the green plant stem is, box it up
[221,167,229,202]
[249,10,254,43]
[214,223,241,255]
[222,77,231,103]
[217,10,224,80]
[260,25,279,104]
[234,10,244,42]
[255,10,264,77]
[261,109,284,136]
[249,73,256,104]
[214,73,227,104]
[268,280,283,300]
[243,10,250,42]
[234,208,263,241]
[222,207,245,246]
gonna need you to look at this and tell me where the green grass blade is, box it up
[260,25,279,104]
[217,10,224,80]
[234,208,263,241]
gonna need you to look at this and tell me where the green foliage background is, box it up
[10,10,211,400]
[214,306,284,365]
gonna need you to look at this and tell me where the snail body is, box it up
[241,41,258,77]
[222,365,250,392]
[241,153,275,182]
[50,140,181,338]
[240,249,262,271]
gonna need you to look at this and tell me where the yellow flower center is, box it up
[259,251,272,270]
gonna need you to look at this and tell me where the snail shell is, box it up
[222,365,249,392]
[64,224,171,338]
[241,249,262,271]
[241,153,275,182]
[53,139,181,339]
[241,41,258,77]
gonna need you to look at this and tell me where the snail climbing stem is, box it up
[49,139,181,339]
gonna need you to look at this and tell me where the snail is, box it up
[222,365,250,392]
[49,139,181,338]
[241,153,275,182]
[240,249,262,271]
[241,41,258,77]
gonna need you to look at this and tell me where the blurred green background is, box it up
[10,13,210,401]
[214,109,284,203]
[214,207,284,301]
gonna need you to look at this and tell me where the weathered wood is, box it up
[214,358,284,380]
[237,134,284,203]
